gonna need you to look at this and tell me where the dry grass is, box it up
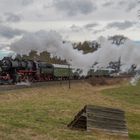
[0,81,139,140]
[87,77,130,86]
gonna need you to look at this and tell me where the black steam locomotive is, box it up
[0,57,78,84]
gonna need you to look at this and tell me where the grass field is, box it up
[0,81,139,140]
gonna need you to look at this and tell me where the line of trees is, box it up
[73,41,99,54]
[16,50,67,64]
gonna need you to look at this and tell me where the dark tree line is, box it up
[73,41,100,54]
[16,50,67,64]
[73,35,128,54]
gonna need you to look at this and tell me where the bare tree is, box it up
[108,57,122,72]
[108,35,128,45]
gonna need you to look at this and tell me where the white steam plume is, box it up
[10,30,95,73]
[10,30,140,74]
[130,73,140,86]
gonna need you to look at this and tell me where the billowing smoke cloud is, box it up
[92,37,140,71]
[10,30,140,74]
[10,30,94,72]
[130,73,140,86]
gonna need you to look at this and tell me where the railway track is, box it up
[0,75,132,92]
[0,80,84,92]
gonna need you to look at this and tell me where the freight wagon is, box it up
[87,68,115,77]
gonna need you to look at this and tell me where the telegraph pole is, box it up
[68,63,71,89]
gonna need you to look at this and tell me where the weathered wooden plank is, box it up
[87,121,127,130]
[86,108,124,115]
[87,118,126,126]
[86,105,124,113]
[87,114,126,122]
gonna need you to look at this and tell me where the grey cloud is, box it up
[0,16,4,23]
[118,0,126,5]
[106,21,136,30]
[70,25,81,32]
[70,23,98,32]
[84,23,98,29]
[53,0,97,16]
[127,1,138,11]
[93,29,106,34]
[0,0,34,7]
[4,13,22,22]
[118,0,139,12]
[21,0,34,6]
[0,25,25,39]
[102,1,114,7]
[138,9,140,17]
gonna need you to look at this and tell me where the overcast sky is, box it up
[0,0,139,44]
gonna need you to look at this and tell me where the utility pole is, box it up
[68,63,71,89]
